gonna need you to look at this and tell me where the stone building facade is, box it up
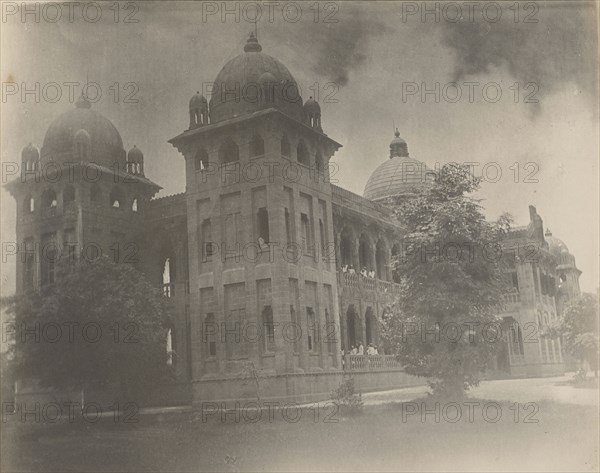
[7,34,581,404]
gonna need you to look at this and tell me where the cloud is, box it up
[440,3,598,115]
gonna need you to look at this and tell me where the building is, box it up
[6,34,581,404]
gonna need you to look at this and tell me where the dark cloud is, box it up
[441,3,597,113]
[300,15,391,86]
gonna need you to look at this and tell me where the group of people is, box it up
[341,265,376,278]
[344,342,381,356]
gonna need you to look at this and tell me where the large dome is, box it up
[209,33,304,123]
[41,95,125,165]
[363,131,434,201]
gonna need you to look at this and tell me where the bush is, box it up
[331,377,363,414]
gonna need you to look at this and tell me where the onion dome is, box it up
[189,91,208,110]
[209,32,304,123]
[41,93,125,166]
[21,143,40,162]
[303,96,321,115]
[127,145,144,161]
[363,130,434,201]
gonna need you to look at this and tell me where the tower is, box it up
[169,33,343,400]
[6,96,160,294]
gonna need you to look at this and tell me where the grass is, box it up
[2,395,598,472]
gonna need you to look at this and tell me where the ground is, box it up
[2,375,598,472]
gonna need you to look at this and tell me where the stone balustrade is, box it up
[338,271,402,295]
[343,354,403,371]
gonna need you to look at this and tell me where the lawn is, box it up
[2,395,598,472]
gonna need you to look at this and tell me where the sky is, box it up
[1,1,598,294]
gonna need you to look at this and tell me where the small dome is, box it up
[189,91,207,109]
[545,229,569,256]
[21,143,39,161]
[127,145,143,161]
[41,95,125,166]
[209,33,304,123]
[304,96,321,114]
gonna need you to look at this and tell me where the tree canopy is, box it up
[2,256,175,398]
[381,163,512,398]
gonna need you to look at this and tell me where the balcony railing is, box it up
[343,354,403,371]
[503,292,521,304]
[338,272,402,295]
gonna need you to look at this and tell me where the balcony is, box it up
[337,272,402,295]
[501,292,521,314]
[343,354,403,371]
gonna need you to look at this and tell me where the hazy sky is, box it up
[1,1,598,293]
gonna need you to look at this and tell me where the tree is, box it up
[2,256,175,404]
[381,163,512,399]
[551,293,599,377]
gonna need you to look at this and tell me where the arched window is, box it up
[194,148,208,171]
[297,140,309,166]
[63,185,75,205]
[132,198,138,212]
[24,195,34,213]
[219,139,239,163]
[281,133,291,157]
[250,133,265,158]
[41,189,57,209]
[73,129,90,160]
[90,185,101,203]
[109,187,124,209]
[315,152,324,173]
[161,252,176,297]
[166,324,176,366]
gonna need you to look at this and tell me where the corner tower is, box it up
[6,96,160,294]
[169,33,343,401]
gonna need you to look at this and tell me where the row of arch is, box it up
[193,133,325,172]
[338,228,401,282]
[23,185,140,214]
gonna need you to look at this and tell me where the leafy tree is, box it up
[550,293,599,377]
[2,256,174,404]
[381,163,512,399]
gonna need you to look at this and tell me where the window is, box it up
[297,140,309,166]
[250,134,265,158]
[23,238,34,290]
[110,187,124,209]
[219,139,239,163]
[306,307,317,351]
[262,305,275,352]
[204,314,216,357]
[162,257,175,297]
[201,219,213,261]
[63,228,77,264]
[511,272,519,291]
[509,323,524,356]
[285,208,293,244]
[90,185,101,203]
[195,148,208,171]
[24,195,34,213]
[301,213,313,255]
[281,134,291,157]
[290,304,300,353]
[73,129,90,160]
[223,212,242,260]
[41,234,57,286]
[257,207,269,244]
[319,219,325,253]
[41,189,57,209]
[166,327,175,365]
[63,185,75,205]
[132,198,138,212]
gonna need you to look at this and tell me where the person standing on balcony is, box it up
[360,267,368,277]
[358,342,364,355]
[348,265,356,274]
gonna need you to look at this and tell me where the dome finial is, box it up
[395,128,400,137]
[244,31,262,52]
[76,92,91,109]
[545,228,552,237]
